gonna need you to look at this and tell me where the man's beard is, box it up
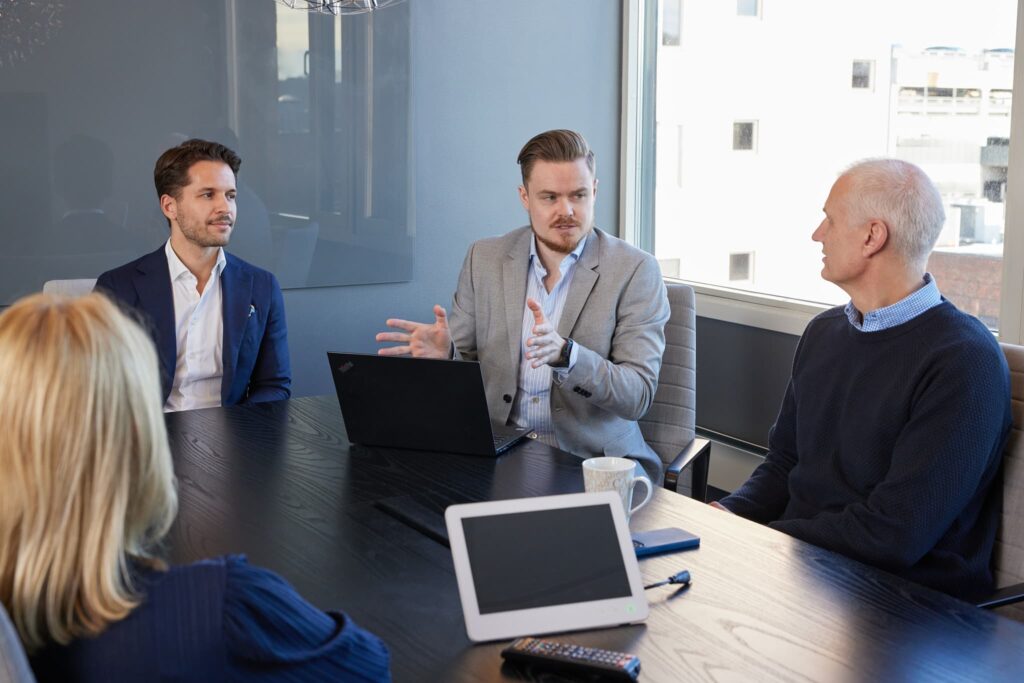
[534,221,587,254]
[179,215,232,248]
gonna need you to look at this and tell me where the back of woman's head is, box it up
[0,293,177,651]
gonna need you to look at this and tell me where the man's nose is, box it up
[812,220,825,242]
[560,198,574,216]
[215,195,232,214]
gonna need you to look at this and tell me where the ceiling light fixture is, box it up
[277,0,406,16]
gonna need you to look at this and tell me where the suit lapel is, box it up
[557,229,600,338]
[132,248,176,388]
[221,256,254,402]
[503,230,531,369]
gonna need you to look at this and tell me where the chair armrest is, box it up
[664,437,711,502]
[977,582,1024,610]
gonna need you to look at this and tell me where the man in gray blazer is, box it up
[377,130,669,481]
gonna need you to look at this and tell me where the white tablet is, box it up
[445,491,649,642]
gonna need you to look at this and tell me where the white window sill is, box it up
[665,277,827,336]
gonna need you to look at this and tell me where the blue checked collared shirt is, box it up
[508,235,587,446]
[844,273,942,332]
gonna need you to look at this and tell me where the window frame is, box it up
[622,0,1024,342]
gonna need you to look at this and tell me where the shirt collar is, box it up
[844,273,942,332]
[165,239,226,283]
[529,233,588,277]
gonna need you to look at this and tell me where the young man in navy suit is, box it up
[96,139,290,411]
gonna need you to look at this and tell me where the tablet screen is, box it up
[460,503,632,614]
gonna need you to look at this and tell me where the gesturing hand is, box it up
[376,304,452,359]
[525,298,566,368]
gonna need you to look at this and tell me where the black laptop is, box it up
[327,352,531,457]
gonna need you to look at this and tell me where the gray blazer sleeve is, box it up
[553,255,669,421]
[448,242,479,362]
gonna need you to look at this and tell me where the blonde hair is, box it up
[0,293,177,651]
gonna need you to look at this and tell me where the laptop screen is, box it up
[460,504,632,614]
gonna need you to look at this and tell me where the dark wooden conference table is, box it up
[165,396,1024,682]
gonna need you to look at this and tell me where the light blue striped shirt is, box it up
[844,273,942,332]
[508,235,587,446]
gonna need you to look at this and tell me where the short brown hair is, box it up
[153,138,241,200]
[517,129,595,185]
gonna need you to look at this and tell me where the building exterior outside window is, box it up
[653,0,1016,328]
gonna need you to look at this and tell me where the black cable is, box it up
[644,569,690,590]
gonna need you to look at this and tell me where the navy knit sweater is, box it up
[721,301,1011,600]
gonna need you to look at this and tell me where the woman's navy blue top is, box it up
[29,555,391,682]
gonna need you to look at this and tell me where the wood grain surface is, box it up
[164,396,1024,682]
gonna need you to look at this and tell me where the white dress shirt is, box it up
[164,240,227,412]
[508,235,586,446]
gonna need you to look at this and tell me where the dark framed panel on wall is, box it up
[0,0,413,304]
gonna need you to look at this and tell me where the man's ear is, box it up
[160,194,177,225]
[518,184,529,212]
[863,218,889,258]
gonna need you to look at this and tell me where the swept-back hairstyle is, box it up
[153,137,240,200]
[841,158,946,269]
[0,293,177,652]
[517,129,596,186]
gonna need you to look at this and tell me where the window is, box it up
[732,121,756,151]
[737,0,759,18]
[663,0,682,47]
[852,60,873,89]
[657,123,684,187]
[729,252,754,281]
[632,0,1020,335]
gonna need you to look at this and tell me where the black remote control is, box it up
[500,637,641,681]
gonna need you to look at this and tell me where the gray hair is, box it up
[840,158,945,268]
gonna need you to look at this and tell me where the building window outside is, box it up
[733,121,756,151]
[651,0,1016,329]
[729,252,754,281]
[663,0,682,47]
[737,0,759,18]
[852,60,873,89]
[656,124,684,202]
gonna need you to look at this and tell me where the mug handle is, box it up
[630,476,653,515]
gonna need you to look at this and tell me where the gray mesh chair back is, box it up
[0,603,35,683]
[990,342,1024,621]
[42,278,97,297]
[639,282,708,499]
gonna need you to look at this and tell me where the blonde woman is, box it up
[0,293,390,682]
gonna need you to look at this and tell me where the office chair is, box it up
[979,342,1024,621]
[42,278,97,297]
[0,603,35,683]
[639,282,711,501]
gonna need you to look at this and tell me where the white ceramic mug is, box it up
[582,456,653,520]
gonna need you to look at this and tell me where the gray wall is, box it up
[286,0,623,397]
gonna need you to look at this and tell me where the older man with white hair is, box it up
[716,159,1011,601]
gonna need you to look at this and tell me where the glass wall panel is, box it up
[0,0,412,303]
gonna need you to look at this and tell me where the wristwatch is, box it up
[550,337,574,368]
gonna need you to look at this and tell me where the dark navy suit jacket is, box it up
[30,556,392,682]
[96,246,291,405]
